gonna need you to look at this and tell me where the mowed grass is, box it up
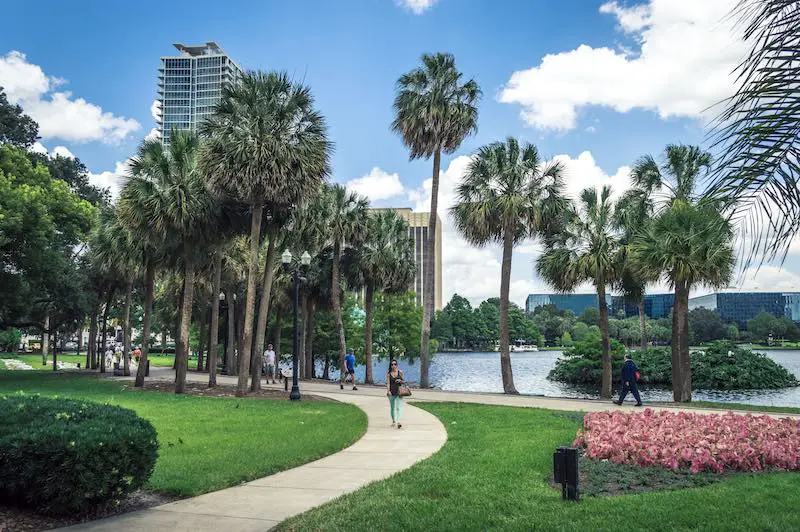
[0,372,367,496]
[280,403,800,531]
[0,353,176,369]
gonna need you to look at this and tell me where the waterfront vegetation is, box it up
[279,402,800,531]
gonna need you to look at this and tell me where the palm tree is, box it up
[121,131,216,394]
[325,184,368,384]
[453,137,568,394]
[629,145,735,402]
[200,71,331,397]
[349,210,415,384]
[709,0,800,266]
[537,186,619,398]
[392,52,481,388]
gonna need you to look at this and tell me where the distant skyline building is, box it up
[688,291,800,325]
[526,293,599,317]
[612,293,675,320]
[372,208,442,311]
[157,42,243,145]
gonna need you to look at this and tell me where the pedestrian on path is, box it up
[386,360,405,428]
[340,349,358,390]
[264,344,277,384]
[614,353,643,407]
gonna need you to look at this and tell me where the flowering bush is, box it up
[574,409,800,474]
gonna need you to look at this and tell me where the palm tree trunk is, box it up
[252,229,277,391]
[638,299,648,352]
[135,262,155,387]
[419,148,441,389]
[364,282,375,385]
[175,257,196,394]
[208,253,222,387]
[597,285,612,399]
[499,229,518,394]
[673,280,692,402]
[332,240,347,384]
[123,275,133,377]
[306,301,315,379]
[226,294,236,375]
[197,300,206,372]
[323,352,329,380]
[273,308,283,376]
[238,204,264,396]
[100,289,113,373]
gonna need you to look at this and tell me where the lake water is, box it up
[313,349,800,408]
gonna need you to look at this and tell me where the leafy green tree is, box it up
[579,307,600,327]
[747,311,777,343]
[688,307,727,345]
[431,310,453,349]
[373,292,422,363]
[443,294,477,348]
[726,323,740,342]
[631,145,734,402]
[570,321,591,342]
[392,53,481,388]
[561,331,573,347]
[538,186,621,398]
[200,71,331,396]
[0,87,38,148]
[453,137,567,394]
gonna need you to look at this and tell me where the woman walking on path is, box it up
[386,360,405,428]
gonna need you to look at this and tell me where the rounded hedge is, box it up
[0,394,158,515]
[549,339,799,390]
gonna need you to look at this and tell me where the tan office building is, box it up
[371,208,443,311]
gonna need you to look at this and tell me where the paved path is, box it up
[63,375,446,531]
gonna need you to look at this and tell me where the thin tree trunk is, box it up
[135,263,155,387]
[173,285,184,371]
[41,312,50,367]
[208,253,222,387]
[419,148,441,389]
[499,229,518,394]
[197,299,206,372]
[273,308,283,376]
[161,330,167,354]
[236,205,263,396]
[364,283,375,385]
[52,329,57,371]
[77,325,84,359]
[306,301,315,379]
[123,275,133,376]
[673,280,692,402]
[226,294,236,376]
[332,240,347,384]
[638,299,648,352]
[597,285,612,399]
[175,256,196,394]
[252,229,277,391]
[100,289,113,373]
[85,320,91,369]
[323,352,329,380]
[89,308,98,369]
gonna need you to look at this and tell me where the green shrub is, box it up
[548,339,799,390]
[0,327,21,352]
[0,394,158,515]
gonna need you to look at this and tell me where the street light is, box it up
[281,249,312,400]
[219,292,227,373]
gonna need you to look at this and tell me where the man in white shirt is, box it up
[264,344,277,384]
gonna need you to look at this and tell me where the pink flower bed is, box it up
[574,409,800,474]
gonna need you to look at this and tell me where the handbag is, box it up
[635,371,641,381]
[398,385,412,397]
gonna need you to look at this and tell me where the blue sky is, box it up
[2,0,799,305]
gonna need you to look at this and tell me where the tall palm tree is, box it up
[349,210,415,384]
[121,131,216,394]
[200,71,331,397]
[537,186,619,398]
[392,52,481,388]
[709,0,800,266]
[453,137,568,394]
[325,184,368,384]
[629,145,735,402]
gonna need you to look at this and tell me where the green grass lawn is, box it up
[280,403,800,531]
[0,372,367,496]
[0,352,177,370]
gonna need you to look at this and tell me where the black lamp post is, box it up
[219,292,228,373]
[281,249,312,401]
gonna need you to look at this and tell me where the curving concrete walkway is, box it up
[62,385,446,531]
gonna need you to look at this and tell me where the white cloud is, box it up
[51,146,74,159]
[346,167,406,201]
[88,160,132,199]
[0,51,139,143]
[397,0,438,14]
[144,128,160,142]
[150,99,161,122]
[499,0,745,130]
[29,142,48,155]
[551,151,631,201]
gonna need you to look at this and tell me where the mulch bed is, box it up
[0,491,178,532]
[129,380,333,401]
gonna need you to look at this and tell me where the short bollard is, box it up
[553,446,579,501]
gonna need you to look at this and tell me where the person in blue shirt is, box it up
[614,353,643,406]
[340,349,358,391]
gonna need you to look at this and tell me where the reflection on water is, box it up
[311,350,800,407]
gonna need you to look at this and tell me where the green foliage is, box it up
[372,292,422,361]
[0,328,21,351]
[727,323,740,341]
[689,307,727,344]
[579,307,600,326]
[747,311,800,343]
[547,334,627,385]
[0,393,158,514]
[0,87,38,148]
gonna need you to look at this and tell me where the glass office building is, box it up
[688,292,800,325]
[526,294,600,316]
[158,42,243,145]
[611,293,675,319]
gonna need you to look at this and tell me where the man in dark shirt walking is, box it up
[613,353,643,406]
